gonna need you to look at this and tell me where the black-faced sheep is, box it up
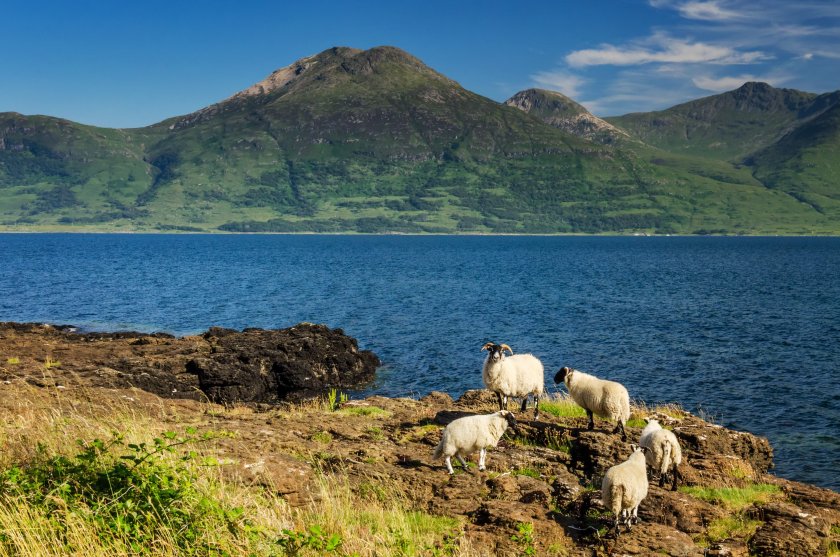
[482,342,544,420]
[639,418,682,490]
[554,366,630,440]
[601,445,649,535]
[432,410,517,474]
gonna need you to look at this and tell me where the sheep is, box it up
[601,445,649,535]
[481,342,545,420]
[639,418,683,491]
[432,410,517,475]
[554,366,630,441]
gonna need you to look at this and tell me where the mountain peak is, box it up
[724,81,817,113]
[228,46,362,101]
[505,88,589,117]
[505,88,626,143]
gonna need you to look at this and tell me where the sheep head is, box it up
[554,366,574,384]
[481,342,513,362]
[499,409,517,428]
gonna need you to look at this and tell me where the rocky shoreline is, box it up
[0,322,838,556]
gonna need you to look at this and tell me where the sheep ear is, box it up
[630,443,639,452]
[481,342,494,351]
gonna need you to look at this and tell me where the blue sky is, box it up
[3,0,839,128]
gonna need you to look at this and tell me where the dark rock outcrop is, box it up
[186,323,380,403]
[0,321,379,403]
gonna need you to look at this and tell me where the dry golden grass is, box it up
[0,383,482,557]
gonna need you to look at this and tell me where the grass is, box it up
[338,406,390,418]
[310,431,333,444]
[679,483,781,510]
[702,515,764,544]
[830,525,840,557]
[396,423,439,445]
[5,357,20,365]
[512,467,542,479]
[43,357,60,369]
[538,396,587,419]
[365,426,386,441]
[0,386,482,556]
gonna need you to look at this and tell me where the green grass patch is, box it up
[365,426,386,441]
[679,483,780,510]
[510,432,571,453]
[5,357,19,365]
[701,514,763,544]
[397,423,439,445]
[626,417,647,428]
[538,398,586,419]
[512,467,542,479]
[310,431,333,444]
[337,406,390,418]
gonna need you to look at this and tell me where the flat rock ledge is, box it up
[0,321,379,403]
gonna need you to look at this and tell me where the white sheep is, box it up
[481,342,545,420]
[601,445,649,535]
[639,418,683,491]
[432,410,517,474]
[554,366,630,440]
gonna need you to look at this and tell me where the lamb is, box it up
[481,342,545,420]
[432,410,517,475]
[639,418,683,491]
[554,366,630,441]
[601,445,649,535]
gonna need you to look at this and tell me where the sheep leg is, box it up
[496,392,505,411]
[456,455,469,470]
[671,467,680,491]
[586,409,595,430]
[613,421,627,441]
[444,456,455,475]
[520,396,528,413]
[659,473,667,488]
[533,393,540,421]
[478,448,486,471]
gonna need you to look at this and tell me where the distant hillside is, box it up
[1,49,839,234]
[605,82,838,161]
[747,102,840,219]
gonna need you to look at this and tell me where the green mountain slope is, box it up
[747,102,840,219]
[0,113,164,225]
[605,82,837,161]
[1,48,839,234]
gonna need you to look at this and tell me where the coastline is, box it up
[0,321,837,556]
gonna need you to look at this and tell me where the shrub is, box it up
[0,429,248,555]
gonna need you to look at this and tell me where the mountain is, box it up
[1,48,839,234]
[606,82,840,161]
[505,88,627,144]
[606,82,840,223]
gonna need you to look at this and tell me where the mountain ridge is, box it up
[1,46,839,234]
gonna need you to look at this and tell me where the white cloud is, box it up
[531,71,586,98]
[692,73,790,91]
[678,1,743,21]
[565,35,769,67]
